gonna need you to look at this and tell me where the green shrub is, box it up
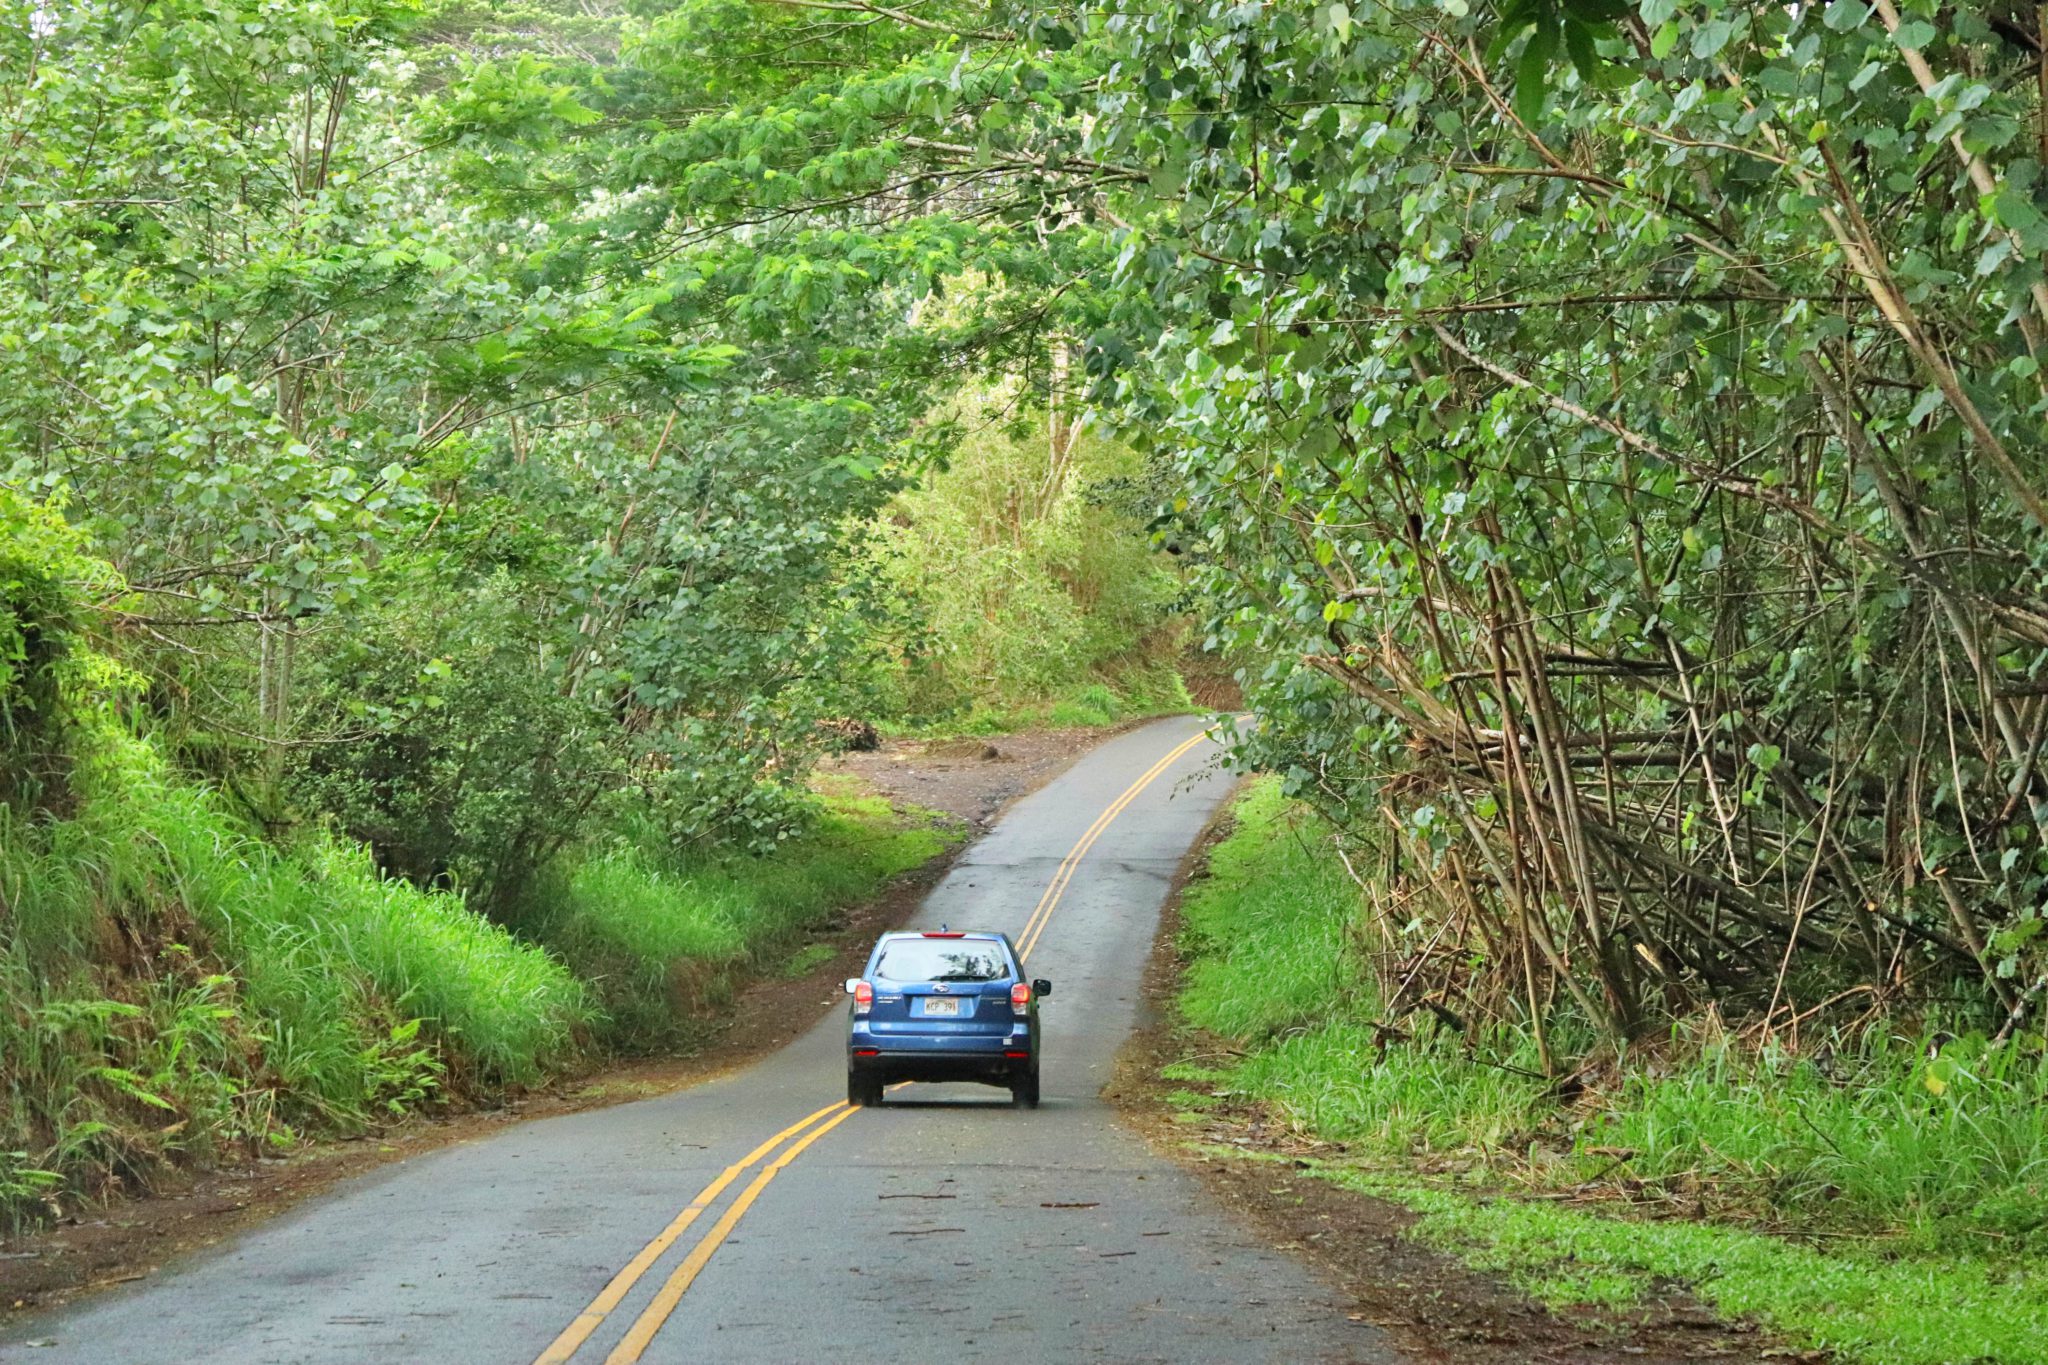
[863,385,1190,725]
[0,486,120,814]
[518,789,959,1047]
[285,562,623,912]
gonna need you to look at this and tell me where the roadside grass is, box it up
[1,735,589,1225]
[1163,776,2048,1364]
[780,943,838,978]
[1177,779,1362,1040]
[894,665,1195,739]
[516,787,963,1046]
[1318,1160,2048,1365]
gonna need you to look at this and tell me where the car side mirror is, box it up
[843,978,861,995]
[1033,978,1052,998]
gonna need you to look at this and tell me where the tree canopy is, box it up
[12,0,2048,1051]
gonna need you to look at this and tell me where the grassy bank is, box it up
[511,784,963,1046]
[0,734,590,1222]
[1164,779,2048,1364]
[2,756,959,1226]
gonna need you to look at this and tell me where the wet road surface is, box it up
[2,717,1397,1364]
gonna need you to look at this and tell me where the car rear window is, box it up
[872,937,1010,983]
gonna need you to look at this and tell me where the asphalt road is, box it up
[2,716,1396,1364]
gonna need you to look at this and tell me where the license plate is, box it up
[923,997,960,1016]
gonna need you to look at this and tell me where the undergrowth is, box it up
[0,735,591,1223]
[1166,777,2048,1363]
[513,787,961,1046]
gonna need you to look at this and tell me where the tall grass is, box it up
[1,734,589,1223]
[1175,777,2048,1251]
[1588,1030,2048,1253]
[82,736,587,1090]
[304,841,587,1088]
[516,788,959,1045]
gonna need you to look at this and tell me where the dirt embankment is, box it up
[1108,815,1793,1365]
[2,726,1111,1318]
[818,725,1115,831]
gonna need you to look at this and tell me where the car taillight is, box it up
[854,980,874,1014]
[1010,981,1032,1016]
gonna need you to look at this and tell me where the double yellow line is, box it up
[532,723,1215,1365]
[532,1103,856,1365]
[1013,727,1210,962]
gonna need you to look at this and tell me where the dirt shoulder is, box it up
[1105,813,1787,1365]
[1,725,1116,1319]
[818,723,1129,831]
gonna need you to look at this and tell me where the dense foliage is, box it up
[546,0,2048,1049]
[1,0,924,876]
[862,384,1190,724]
[13,0,2047,1229]
[1090,0,2048,1047]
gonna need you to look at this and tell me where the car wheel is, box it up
[1010,1065,1040,1109]
[848,1073,884,1107]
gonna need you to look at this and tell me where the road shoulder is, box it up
[1106,807,1787,1365]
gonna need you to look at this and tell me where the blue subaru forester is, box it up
[844,930,1051,1108]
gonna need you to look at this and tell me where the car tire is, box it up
[849,1072,885,1107]
[1010,1065,1040,1109]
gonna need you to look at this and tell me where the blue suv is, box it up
[844,930,1051,1108]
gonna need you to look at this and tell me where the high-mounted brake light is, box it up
[853,980,874,1014]
[1010,981,1032,1016]
[921,931,965,938]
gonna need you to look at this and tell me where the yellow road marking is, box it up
[531,1101,848,1365]
[1017,728,1210,961]
[601,1105,861,1364]
[534,721,1219,1363]
[1012,728,1210,960]
[1008,736,1189,958]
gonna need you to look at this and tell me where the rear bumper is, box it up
[849,1050,1034,1083]
[848,1022,1035,1081]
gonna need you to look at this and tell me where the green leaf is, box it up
[1563,18,1601,82]
[1892,18,1938,50]
[1691,16,1737,58]
[1823,0,1869,30]
[1514,20,1559,124]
